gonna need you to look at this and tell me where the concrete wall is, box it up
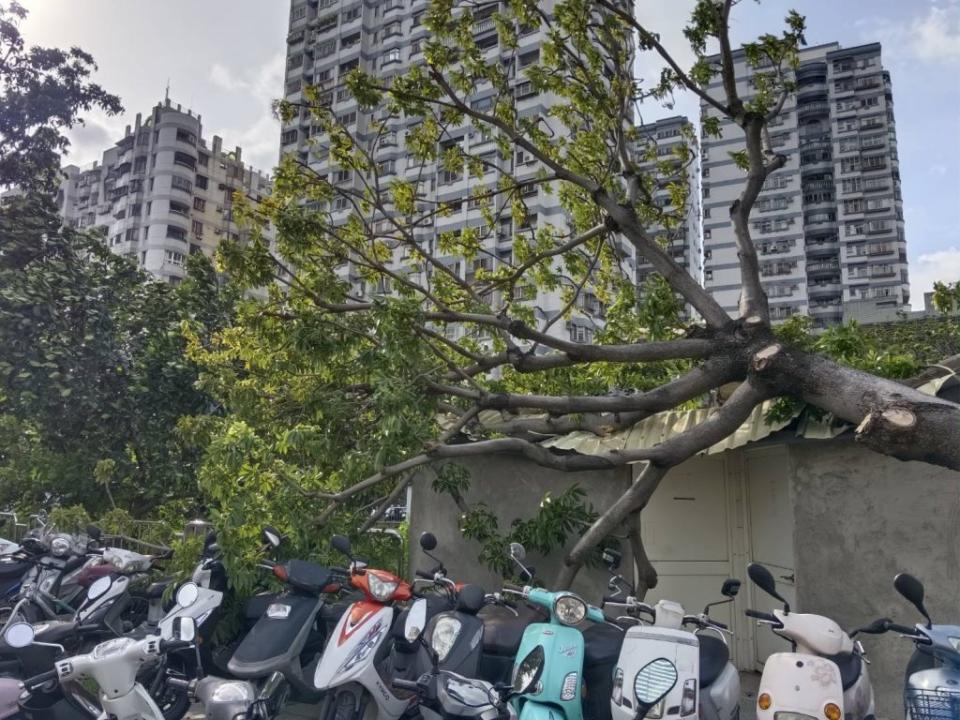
[408,457,633,604]
[790,440,960,715]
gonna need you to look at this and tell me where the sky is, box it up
[20,0,960,308]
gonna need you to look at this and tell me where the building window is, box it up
[315,13,338,32]
[169,200,190,216]
[381,48,401,66]
[569,325,593,343]
[343,6,361,22]
[703,229,711,239]
[171,175,192,194]
[290,4,307,21]
[317,40,336,57]
[193,197,206,211]
[167,225,187,241]
[342,33,361,49]
[191,219,204,237]
[281,129,298,145]
[287,53,303,69]
[165,250,186,266]
[176,129,196,146]
[195,174,209,190]
[703,208,711,219]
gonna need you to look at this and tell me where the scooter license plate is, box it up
[266,603,291,619]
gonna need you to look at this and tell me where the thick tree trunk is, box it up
[628,509,658,598]
[754,343,960,469]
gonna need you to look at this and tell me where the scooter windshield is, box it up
[442,673,493,708]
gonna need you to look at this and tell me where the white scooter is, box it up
[746,563,875,720]
[4,617,196,720]
[6,595,199,720]
[603,573,741,720]
[312,535,419,720]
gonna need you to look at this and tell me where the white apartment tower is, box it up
[58,98,273,285]
[700,43,908,325]
[281,0,637,343]
[634,116,702,311]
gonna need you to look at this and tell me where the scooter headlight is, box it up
[680,678,697,715]
[366,572,399,602]
[611,667,623,705]
[431,616,462,662]
[513,645,545,694]
[50,536,71,558]
[554,595,587,626]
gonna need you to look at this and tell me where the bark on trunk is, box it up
[758,344,960,469]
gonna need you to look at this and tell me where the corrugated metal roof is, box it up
[536,371,957,461]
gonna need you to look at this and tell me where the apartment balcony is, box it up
[805,237,839,256]
[807,260,840,276]
[808,280,842,298]
[804,217,837,233]
[473,17,496,34]
[797,101,830,118]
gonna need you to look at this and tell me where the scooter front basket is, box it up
[906,688,960,720]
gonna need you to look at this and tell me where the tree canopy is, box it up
[189,0,960,587]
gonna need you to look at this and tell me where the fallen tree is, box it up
[205,0,960,587]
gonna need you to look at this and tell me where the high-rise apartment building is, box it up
[700,43,908,325]
[58,98,273,285]
[281,0,639,343]
[634,116,702,311]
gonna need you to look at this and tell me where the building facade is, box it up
[281,0,640,343]
[634,116,702,314]
[700,43,908,325]
[58,98,273,285]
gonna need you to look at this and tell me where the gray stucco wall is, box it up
[408,456,633,603]
[790,440,960,716]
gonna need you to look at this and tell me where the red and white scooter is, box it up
[747,564,875,720]
[312,535,417,720]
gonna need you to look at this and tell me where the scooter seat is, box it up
[0,560,30,579]
[480,605,538,656]
[583,623,624,665]
[141,578,173,600]
[698,635,730,689]
[825,650,862,691]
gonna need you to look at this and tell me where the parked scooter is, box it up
[194,527,349,720]
[601,549,740,720]
[499,543,608,720]
[311,534,422,720]
[8,613,198,720]
[746,563,875,720]
[854,573,960,718]
[395,599,522,720]
[409,533,536,687]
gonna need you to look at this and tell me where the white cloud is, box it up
[909,2,960,63]
[859,1,960,66]
[910,247,960,309]
[209,52,285,99]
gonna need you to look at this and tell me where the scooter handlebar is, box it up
[159,639,194,654]
[415,569,433,580]
[745,609,782,626]
[22,669,59,691]
[392,679,420,692]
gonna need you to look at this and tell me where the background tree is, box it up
[0,1,235,516]
[198,0,959,589]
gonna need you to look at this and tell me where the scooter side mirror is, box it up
[172,616,197,643]
[261,526,283,549]
[895,573,931,628]
[509,543,526,562]
[633,658,678,716]
[3,622,35,649]
[748,563,790,613]
[85,524,102,542]
[601,547,622,571]
[331,534,352,558]
[721,579,741,598]
[404,598,428,643]
[176,582,200,608]
[419,532,437,552]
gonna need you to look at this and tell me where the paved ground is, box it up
[273,672,763,720]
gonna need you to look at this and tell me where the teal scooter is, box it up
[503,544,676,720]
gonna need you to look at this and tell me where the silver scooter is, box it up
[856,573,960,718]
